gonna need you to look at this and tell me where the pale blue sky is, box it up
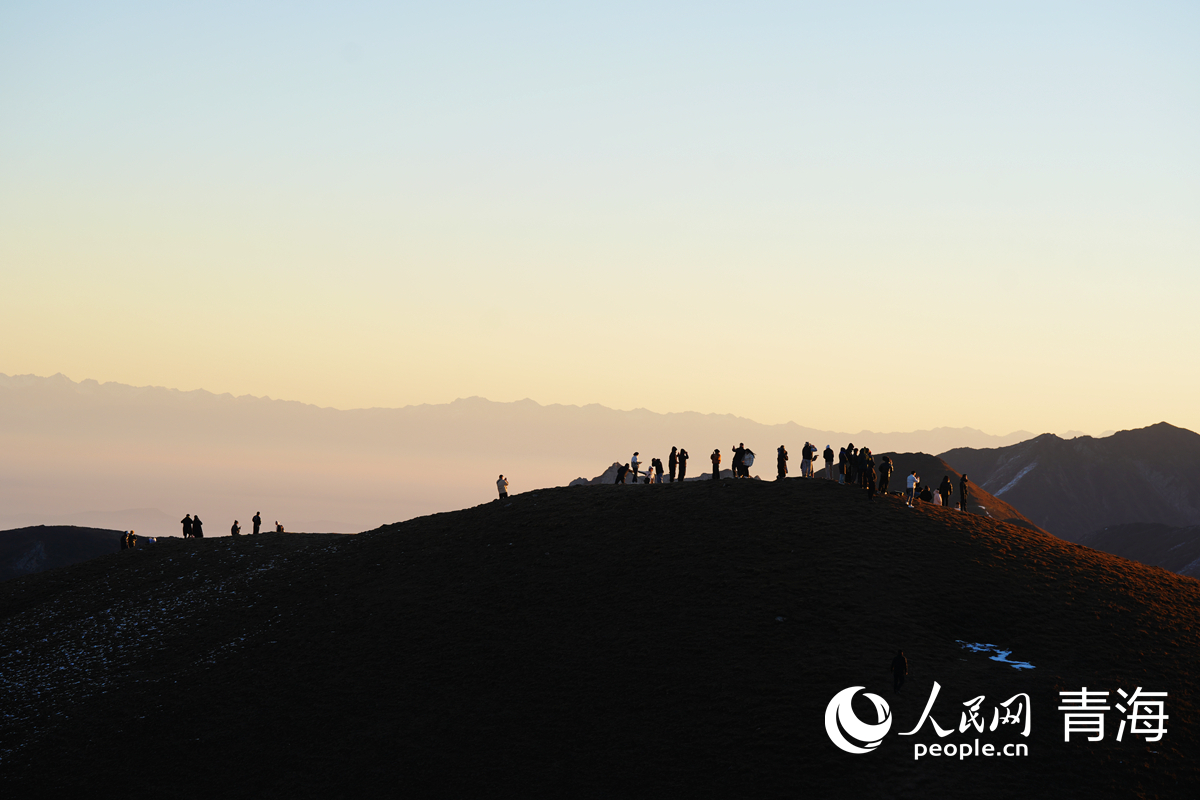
[2,2,1197,434]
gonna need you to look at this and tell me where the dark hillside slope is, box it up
[1,480,1197,799]
[1077,523,1200,579]
[941,422,1200,543]
[0,526,122,581]
[877,452,1039,530]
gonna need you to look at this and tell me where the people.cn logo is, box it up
[825,686,893,754]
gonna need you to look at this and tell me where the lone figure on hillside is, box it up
[959,474,970,512]
[252,511,262,535]
[181,514,193,539]
[497,474,509,500]
[231,520,241,536]
[677,449,689,482]
[711,449,721,481]
[891,650,908,693]
[668,446,678,483]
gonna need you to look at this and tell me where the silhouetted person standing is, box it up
[181,514,193,539]
[677,449,689,481]
[837,448,847,484]
[121,531,130,550]
[231,520,241,536]
[824,445,834,479]
[653,458,664,484]
[711,449,721,481]
[866,463,878,500]
[878,456,894,494]
[252,512,262,535]
[731,444,745,478]
[891,650,907,693]
[192,515,204,538]
[959,474,970,512]
[938,476,954,508]
[497,474,509,499]
[668,447,678,483]
[777,445,788,480]
[631,452,641,481]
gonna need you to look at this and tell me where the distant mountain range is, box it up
[940,422,1200,543]
[0,372,1042,534]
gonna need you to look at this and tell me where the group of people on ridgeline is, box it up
[596,441,973,510]
[612,448,693,485]
[178,511,285,540]
[493,440,973,513]
[119,530,156,549]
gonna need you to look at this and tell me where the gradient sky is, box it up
[2,1,1197,436]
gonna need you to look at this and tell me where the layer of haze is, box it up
[2,2,1198,436]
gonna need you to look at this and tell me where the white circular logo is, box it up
[824,686,892,754]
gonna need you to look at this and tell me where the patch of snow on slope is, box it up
[994,461,1037,497]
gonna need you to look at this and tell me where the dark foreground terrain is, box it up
[1,479,1197,799]
[0,526,122,581]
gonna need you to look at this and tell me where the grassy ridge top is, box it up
[1,479,1196,798]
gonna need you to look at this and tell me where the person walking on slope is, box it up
[906,472,920,507]
[777,445,788,481]
[497,474,509,499]
[824,445,835,479]
[252,511,262,535]
[891,650,908,693]
[878,456,894,495]
[668,447,678,483]
[938,476,954,508]
[959,474,970,512]
[192,515,204,538]
[677,449,689,482]
[630,452,641,482]
[231,520,241,536]
[711,449,721,481]
[181,514,193,539]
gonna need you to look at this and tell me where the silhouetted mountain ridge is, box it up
[1,478,1196,797]
[940,422,1200,543]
